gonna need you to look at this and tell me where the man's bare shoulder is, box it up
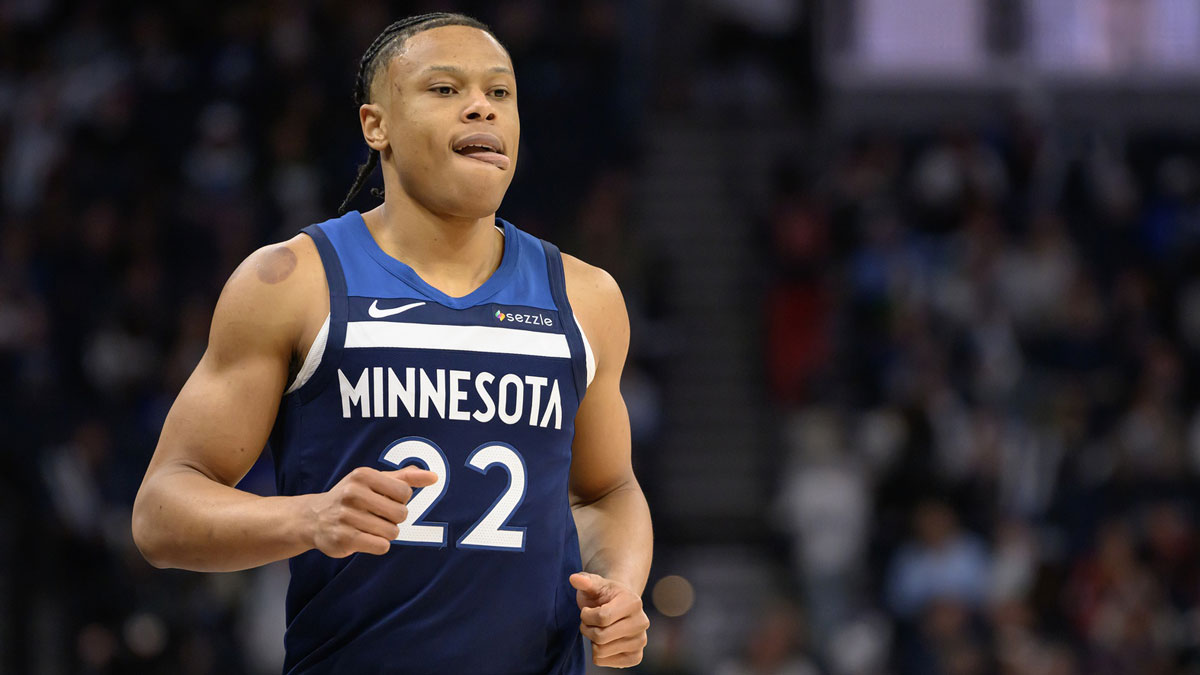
[227,233,322,289]
[209,234,328,362]
[560,252,628,370]
[561,252,623,314]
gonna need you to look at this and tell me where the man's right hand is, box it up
[306,466,439,558]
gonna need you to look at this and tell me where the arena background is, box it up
[5,0,1200,673]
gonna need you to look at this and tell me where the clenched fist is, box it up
[570,572,649,668]
[305,466,438,558]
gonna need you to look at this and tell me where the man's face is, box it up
[371,25,519,220]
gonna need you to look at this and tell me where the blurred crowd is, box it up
[762,118,1200,674]
[6,0,1200,675]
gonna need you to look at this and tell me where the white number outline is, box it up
[456,443,527,552]
[378,436,449,548]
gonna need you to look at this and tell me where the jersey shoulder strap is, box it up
[540,239,589,401]
[296,222,348,404]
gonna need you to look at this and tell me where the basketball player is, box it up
[131,13,652,673]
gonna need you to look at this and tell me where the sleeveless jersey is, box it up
[268,211,589,675]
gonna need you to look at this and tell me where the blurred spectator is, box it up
[886,498,990,619]
[714,602,821,675]
[776,408,871,651]
[1065,519,1175,674]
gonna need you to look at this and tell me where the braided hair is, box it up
[338,13,499,216]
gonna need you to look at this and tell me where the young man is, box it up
[132,13,652,673]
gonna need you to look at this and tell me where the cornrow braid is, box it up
[337,12,498,216]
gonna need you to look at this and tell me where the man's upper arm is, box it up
[563,255,636,504]
[142,237,325,488]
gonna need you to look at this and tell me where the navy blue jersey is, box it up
[268,211,589,675]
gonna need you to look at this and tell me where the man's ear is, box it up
[360,103,387,152]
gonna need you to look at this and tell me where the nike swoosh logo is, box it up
[367,300,426,319]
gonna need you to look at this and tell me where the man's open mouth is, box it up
[453,133,510,170]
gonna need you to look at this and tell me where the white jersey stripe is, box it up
[344,321,571,359]
[285,314,594,395]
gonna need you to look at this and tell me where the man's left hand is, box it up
[569,572,649,668]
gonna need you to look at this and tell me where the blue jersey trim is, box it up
[541,241,588,402]
[296,224,348,405]
[346,211,522,309]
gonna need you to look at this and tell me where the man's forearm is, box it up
[132,467,315,573]
[571,480,653,593]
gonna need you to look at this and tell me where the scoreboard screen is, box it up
[835,0,1200,81]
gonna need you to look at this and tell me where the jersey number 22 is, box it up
[379,436,526,551]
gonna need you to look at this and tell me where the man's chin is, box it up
[402,171,512,221]
[443,180,511,218]
[437,193,507,222]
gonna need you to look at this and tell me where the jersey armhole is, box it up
[574,316,595,388]
[286,313,331,395]
[289,225,348,404]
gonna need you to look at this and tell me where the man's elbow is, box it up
[570,476,643,510]
[131,489,174,569]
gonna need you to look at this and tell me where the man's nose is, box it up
[462,90,496,122]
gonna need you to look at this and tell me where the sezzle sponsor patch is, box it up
[494,309,554,327]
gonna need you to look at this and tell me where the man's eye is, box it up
[492,89,510,98]
[433,86,455,95]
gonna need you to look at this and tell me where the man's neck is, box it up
[360,193,504,298]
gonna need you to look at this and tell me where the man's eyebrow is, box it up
[422,65,514,75]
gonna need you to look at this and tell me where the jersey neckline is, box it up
[347,210,520,309]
